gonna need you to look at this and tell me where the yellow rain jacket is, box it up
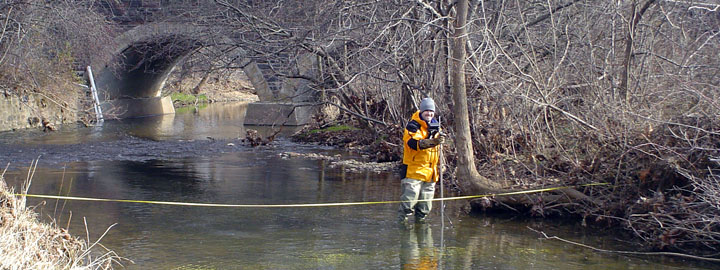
[402,111,441,183]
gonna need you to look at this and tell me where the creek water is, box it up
[0,102,716,270]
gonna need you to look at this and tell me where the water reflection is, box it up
[7,157,712,270]
[128,101,245,140]
[123,102,246,141]
[401,224,438,270]
[0,102,300,145]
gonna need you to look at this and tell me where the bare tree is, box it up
[451,0,500,193]
[0,0,115,124]
[5,0,718,253]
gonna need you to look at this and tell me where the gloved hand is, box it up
[418,134,446,149]
[437,133,447,145]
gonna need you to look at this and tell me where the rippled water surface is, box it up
[1,102,716,269]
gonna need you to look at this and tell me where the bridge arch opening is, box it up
[162,47,259,103]
[93,24,272,118]
[93,23,320,122]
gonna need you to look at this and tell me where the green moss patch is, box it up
[170,92,208,105]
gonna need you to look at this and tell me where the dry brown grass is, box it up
[0,166,122,270]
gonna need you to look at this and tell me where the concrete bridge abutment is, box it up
[243,102,316,126]
[242,53,320,126]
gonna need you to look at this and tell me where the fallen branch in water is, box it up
[527,227,720,263]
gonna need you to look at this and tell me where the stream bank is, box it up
[0,91,80,132]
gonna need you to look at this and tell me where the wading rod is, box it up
[439,116,444,225]
[439,115,445,269]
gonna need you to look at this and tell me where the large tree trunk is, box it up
[449,0,593,211]
[447,0,596,212]
[449,0,501,194]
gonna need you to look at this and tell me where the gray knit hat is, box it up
[419,97,436,112]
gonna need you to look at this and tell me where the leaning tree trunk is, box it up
[619,0,657,104]
[449,0,501,194]
[448,0,596,210]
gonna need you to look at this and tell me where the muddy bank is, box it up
[290,124,404,163]
[279,151,400,174]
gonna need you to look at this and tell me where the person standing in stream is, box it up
[399,97,446,224]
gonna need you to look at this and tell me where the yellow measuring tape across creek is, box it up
[13,183,609,208]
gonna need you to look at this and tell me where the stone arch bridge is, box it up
[93,23,319,125]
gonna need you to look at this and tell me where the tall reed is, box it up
[0,163,123,270]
